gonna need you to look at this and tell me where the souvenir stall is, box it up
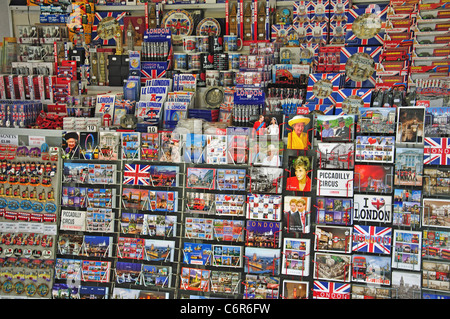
[0,0,448,300]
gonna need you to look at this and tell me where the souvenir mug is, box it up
[183,36,198,53]
[223,35,243,52]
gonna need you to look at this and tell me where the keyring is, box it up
[16,146,29,157]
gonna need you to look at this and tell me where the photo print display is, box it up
[283,196,311,234]
[396,106,425,145]
[315,114,355,142]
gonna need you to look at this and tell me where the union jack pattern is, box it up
[313,280,350,299]
[352,225,392,254]
[92,12,127,46]
[123,164,151,185]
[424,137,450,166]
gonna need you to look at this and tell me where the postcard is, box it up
[392,230,421,271]
[186,167,216,190]
[394,148,423,186]
[248,167,283,194]
[351,255,391,285]
[244,247,280,276]
[281,238,310,277]
[315,197,353,225]
[246,220,281,248]
[396,106,425,145]
[283,196,311,233]
[313,253,351,282]
[393,189,421,227]
[317,142,354,169]
[355,136,395,163]
[247,194,283,221]
[315,225,352,253]
[353,164,392,194]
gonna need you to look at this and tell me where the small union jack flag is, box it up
[424,137,450,166]
[123,164,151,185]
[352,225,392,254]
[313,280,350,299]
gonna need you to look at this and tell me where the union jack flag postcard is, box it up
[424,137,450,166]
[313,280,350,299]
[123,164,151,186]
[352,225,392,254]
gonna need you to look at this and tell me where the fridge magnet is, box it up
[283,196,311,234]
[313,252,351,282]
[392,230,422,271]
[281,238,310,277]
[315,225,352,253]
[352,255,391,285]
[316,197,353,225]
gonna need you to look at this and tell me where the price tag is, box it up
[86,124,97,132]
[147,126,158,133]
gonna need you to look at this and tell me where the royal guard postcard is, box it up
[394,148,424,186]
